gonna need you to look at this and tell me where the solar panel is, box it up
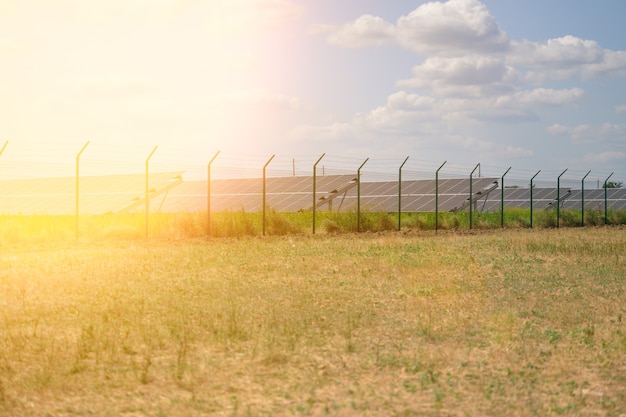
[1,172,626,215]
[481,187,626,212]
[0,172,183,215]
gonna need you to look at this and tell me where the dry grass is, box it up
[0,227,625,416]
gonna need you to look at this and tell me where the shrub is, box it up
[267,209,300,236]
[401,213,432,230]
[321,218,340,234]
[213,210,258,237]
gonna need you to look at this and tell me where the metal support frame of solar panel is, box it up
[117,175,183,213]
[0,172,183,215]
[309,177,358,211]
[545,189,572,210]
[450,180,499,213]
[404,178,500,213]
[305,177,500,213]
[480,188,566,212]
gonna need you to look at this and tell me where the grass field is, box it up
[1,227,625,416]
[1,207,625,242]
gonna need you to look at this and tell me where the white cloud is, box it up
[385,91,436,111]
[314,15,395,48]
[546,123,626,145]
[355,87,584,130]
[548,123,594,142]
[512,36,603,67]
[395,0,509,55]
[307,1,625,174]
[547,124,571,135]
[510,36,626,81]
[399,56,508,89]
[599,123,626,138]
[290,91,439,144]
[452,136,533,158]
[466,108,538,123]
[615,104,626,114]
[505,145,534,157]
[320,3,626,88]
[430,87,582,124]
[503,88,584,106]
[316,0,508,55]
[584,151,626,163]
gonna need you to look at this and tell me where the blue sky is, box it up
[0,0,625,184]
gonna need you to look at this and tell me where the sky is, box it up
[1,0,625,185]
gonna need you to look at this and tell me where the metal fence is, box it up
[1,141,625,239]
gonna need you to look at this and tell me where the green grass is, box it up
[0,208,625,242]
[0,227,624,416]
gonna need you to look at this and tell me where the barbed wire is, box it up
[0,141,623,190]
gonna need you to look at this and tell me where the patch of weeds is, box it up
[262,353,289,366]
[544,328,562,344]
[419,368,438,390]
[572,325,596,346]
[559,380,579,396]
[550,402,578,415]
[374,352,402,369]
[0,376,6,404]
[343,310,366,353]
[402,379,418,393]
[407,360,422,374]
[267,209,300,236]
[136,352,152,384]
[175,331,189,382]
[531,310,546,319]
[321,218,340,234]
[433,389,445,409]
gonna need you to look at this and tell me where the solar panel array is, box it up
[160,174,359,213]
[481,188,626,211]
[0,172,183,215]
[156,176,503,213]
[1,173,626,215]
[161,176,626,213]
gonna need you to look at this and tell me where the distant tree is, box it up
[603,181,623,189]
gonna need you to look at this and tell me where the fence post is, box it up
[262,154,275,236]
[581,170,591,227]
[357,158,369,233]
[312,153,325,234]
[207,151,220,237]
[145,146,158,238]
[398,156,409,231]
[530,170,540,228]
[435,161,446,233]
[604,172,614,225]
[469,163,480,230]
[0,141,7,218]
[500,167,511,228]
[75,141,89,241]
[0,141,7,174]
[557,169,568,228]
